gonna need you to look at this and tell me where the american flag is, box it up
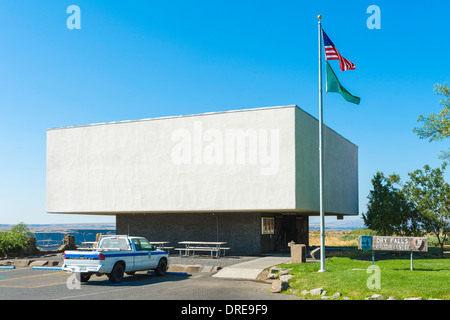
[322,29,355,71]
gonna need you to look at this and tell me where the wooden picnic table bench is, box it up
[176,241,229,258]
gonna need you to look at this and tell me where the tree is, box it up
[400,162,450,256]
[0,223,33,257]
[362,172,422,236]
[414,82,450,159]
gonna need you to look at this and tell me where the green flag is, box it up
[326,61,360,105]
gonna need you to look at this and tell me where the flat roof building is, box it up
[46,105,358,255]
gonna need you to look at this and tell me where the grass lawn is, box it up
[279,256,450,300]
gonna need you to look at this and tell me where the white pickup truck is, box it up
[62,235,169,283]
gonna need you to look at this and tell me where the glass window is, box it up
[99,236,130,250]
[261,217,275,235]
[133,239,141,251]
[139,239,154,251]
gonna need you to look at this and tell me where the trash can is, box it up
[290,244,306,263]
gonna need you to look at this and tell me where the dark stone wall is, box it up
[116,212,262,256]
[116,212,309,256]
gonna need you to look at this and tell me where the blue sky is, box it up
[0,1,448,225]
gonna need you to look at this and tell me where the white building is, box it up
[46,105,358,254]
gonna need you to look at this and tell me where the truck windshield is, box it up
[99,237,130,250]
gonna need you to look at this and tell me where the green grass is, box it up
[279,257,450,300]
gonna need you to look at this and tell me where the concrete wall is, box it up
[294,107,358,215]
[47,106,296,214]
[47,105,357,216]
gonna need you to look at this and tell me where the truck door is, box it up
[132,238,147,270]
[137,238,158,269]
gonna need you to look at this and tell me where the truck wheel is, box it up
[76,272,91,282]
[154,258,167,276]
[108,263,125,283]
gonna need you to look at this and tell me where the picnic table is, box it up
[175,241,229,258]
[149,241,174,253]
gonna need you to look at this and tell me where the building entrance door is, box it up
[283,215,298,245]
[274,215,299,251]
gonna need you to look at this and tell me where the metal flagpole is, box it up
[318,15,326,273]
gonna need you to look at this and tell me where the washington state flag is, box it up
[326,61,361,105]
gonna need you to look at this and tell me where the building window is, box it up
[261,217,275,235]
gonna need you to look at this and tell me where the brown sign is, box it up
[358,236,428,252]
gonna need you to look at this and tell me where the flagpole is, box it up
[317,14,326,273]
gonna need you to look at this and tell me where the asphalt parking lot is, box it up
[0,266,298,300]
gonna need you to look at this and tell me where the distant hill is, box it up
[309,218,365,231]
[30,223,115,232]
[0,223,116,232]
[1,220,367,232]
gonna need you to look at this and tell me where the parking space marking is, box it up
[0,271,69,288]
[0,269,13,273]
[54,281,158,300]
[0,282,68,288]
[0,271,67,282]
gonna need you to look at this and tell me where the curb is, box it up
[167,264,221,274]
[1,259,60,268]
[31,266,63,270]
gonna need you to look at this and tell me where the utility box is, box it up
[290,244,306,263]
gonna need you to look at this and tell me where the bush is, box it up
[0,223,33,257]
[427,234,450,247]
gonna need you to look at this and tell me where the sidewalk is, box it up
[212,255,291,280]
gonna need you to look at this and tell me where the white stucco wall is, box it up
[47,106,297,213]
[46,105,358,216]
[295,108,358,215]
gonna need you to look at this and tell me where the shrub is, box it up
[0,223,33,257]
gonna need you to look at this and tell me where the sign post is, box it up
[372,249,375,270]
[359,236,374,269]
